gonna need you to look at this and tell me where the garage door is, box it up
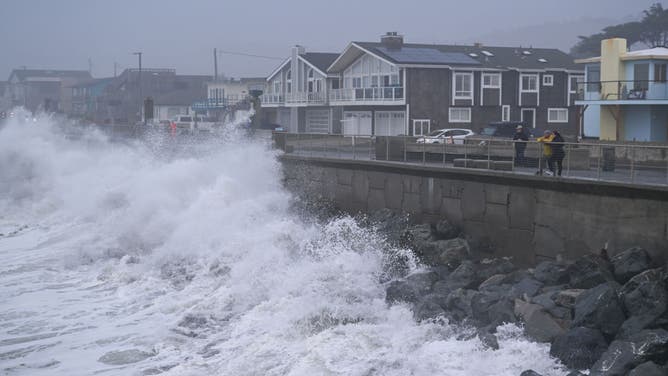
[342,111,372,136]
[375,111,405,136]
[306,110,330,133]
[277,109,291,130]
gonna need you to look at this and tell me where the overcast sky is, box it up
[1,0,665,80]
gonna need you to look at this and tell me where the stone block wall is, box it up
[281,155,668,266]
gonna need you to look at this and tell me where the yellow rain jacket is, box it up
[537,134,555,157]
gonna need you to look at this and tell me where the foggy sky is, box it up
[1,0,665,80]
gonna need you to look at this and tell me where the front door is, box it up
[521,108,536,128]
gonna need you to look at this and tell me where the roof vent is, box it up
[469,53,479,58]
[522,50,532,55]
[481,50,494,57]
[381,32,404,49]
[538,58,548,63]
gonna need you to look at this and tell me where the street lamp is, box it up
[132,51,142,124]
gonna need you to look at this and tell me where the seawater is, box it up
[0,112,567,375]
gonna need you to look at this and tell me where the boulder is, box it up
[413,294,448,321]
[531,292,571,320]
[611,247,652,284]
[566,255,615,289]
[524,307,568,343]
[369,209,409,244]
[434,219,460,240]
[402,224,435,258]
[554,289,585,309]
[617,314,664,340]
[446,261,478,290]
[477,330,499,350]
[549,327,608,370]
[479,274,508,291]
[509,277,543,299]
[477,258,517,282]
[385,271,437,304]
[435,238,471,269]
[519,370,543,376]
[445,288,477,322]
[590,329,668,376]
[532,260,570,286]
[620,268,668,318]
[627,361,666,376]
[470,290,516,327]
[572,282,626,338]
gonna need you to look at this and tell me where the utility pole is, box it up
[114,62,118,78]
[213,48,219,82]
[132,51,143,124]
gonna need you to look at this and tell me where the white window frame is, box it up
[547,108,569,123]
[502,105,510,122]
[452,72,474,104]
[520,74,539,93]
[481,72,502,106]
[542,74,554,86]
[448,107,471,123]
[412,119,430,136]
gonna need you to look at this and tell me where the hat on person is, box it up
[543,130,552,135]
[516,125,523,129]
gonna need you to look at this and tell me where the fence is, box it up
[273,132,668,187]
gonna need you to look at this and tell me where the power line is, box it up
[215,49,284,61]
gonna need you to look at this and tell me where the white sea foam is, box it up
[0,112,568,375]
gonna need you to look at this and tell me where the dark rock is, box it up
[519,370,543,376]
[446,261,478,290]
[565,372,585,376]
[445,288,477,322]
[620,268,668,318]
[385,271,438,305]
[478,331,499,350]
[566,254,615,289]
[611,247,652,284]
[627,361,666,376]
[590,329,668,376]
[524,307,568,343]
[478,274,508,291]
[532,260,570,285]
[470,290,503,326]
[550,327,608,370]
[431,279,456,297]
[572,282,626,338]
[531,292,571,320]
[477,258,517,282]
[486,297,517,326]
[429,265,451,280]
[369,209,409,243]
[434,238,471,269]
[434,219,460,240]
[413,294,448,321]
[617,314,664,340]
[554,289,585,309]
[509,277,543,299]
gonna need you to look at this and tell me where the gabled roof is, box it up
[329,42,582,72]
[576,46,668,64]
[69,77,115,88]
[9,69,92,81]
[266,52,339,81]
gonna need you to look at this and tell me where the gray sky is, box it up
[1,0,665,80]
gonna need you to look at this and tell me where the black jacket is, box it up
[551,133,565,158]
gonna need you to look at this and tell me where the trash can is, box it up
[602,146,616,172]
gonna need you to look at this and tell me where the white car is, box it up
[416,128,475,144]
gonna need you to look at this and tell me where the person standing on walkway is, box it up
[550,130,565,176]
[536,130,555,175]
[513,125,529,166]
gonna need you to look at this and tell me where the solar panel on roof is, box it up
[376,47,481,65]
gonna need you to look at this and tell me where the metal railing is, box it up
[330,86,404,103]
[260,93,284,105]
[576,79,668,101]
[285,91,327,104]
[272,132,668,187]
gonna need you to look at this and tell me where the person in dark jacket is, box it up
[512,125,529,166]
[550,130,565,176]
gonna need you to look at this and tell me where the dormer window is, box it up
[481,50,494,57]
[543,74,554,86]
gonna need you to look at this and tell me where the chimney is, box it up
[381,32,404,49]
[474,42,483,48]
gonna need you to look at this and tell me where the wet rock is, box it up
[477,258,517,282]
[486,297,517,326]
[627,361,666,376]
[620,268,668,318]
[369,209,409,243]
[519,370,543,376]
[478,274,507,291]
[553,289,584,309]
[435,238,471,269]
[402,224,434,249]
[98,349,155,365]
[477,330,499,350]
[446,261,478,290]
[572,282,626,338]
[431,279,456,297]
[550,327,608,370]
[611,247,652,284]
[434,219,460,240]
[385,271,437,304]
[590,329,668,376]
[532,260,570,286]
[509,277,543,299]
[470,290,503,325]
[566,254,615,289]
[445,288,477,322]
[413,294,448,321]
[524,307,568,343]
[531,292,571,320]
[617,314,664,340]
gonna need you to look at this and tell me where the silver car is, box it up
[416,128,475,144]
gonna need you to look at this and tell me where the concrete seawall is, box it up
[280,154,668,265]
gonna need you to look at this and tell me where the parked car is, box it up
[416,128,475,144]
[171,115,217,132]
[476,121,531,139]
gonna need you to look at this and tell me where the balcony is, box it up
[285,91,326,105]
[260,93,284,106]
[330,86,404,105]
[575,80,668,104]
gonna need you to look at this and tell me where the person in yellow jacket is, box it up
[536,130,555,175]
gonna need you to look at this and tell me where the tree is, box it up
[570,2,668,57]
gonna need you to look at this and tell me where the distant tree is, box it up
[570,2,668,57]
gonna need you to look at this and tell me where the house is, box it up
[207,77,265,105]
[70,78,115,118]
[151,77,209,121]
[0,81,8,111]
[575,38,668,142]
[328,33,584,137]
[260,46,340,132]
[4,69,92,113]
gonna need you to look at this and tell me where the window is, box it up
[548,108,568,123]
[454,72,473,99]
[586,66,600,92]
[286,70,292,93]
[542,74,554,86]
[273,79,281,93]
[502,105,510,122]
[655,63,667,83]
[449,107,471,123]
[343,54,399,89]
[569,75,583,93]
[520,74,538,92]
[634,63,649,90]
[413,119,430,136]
[482,73,501,88]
